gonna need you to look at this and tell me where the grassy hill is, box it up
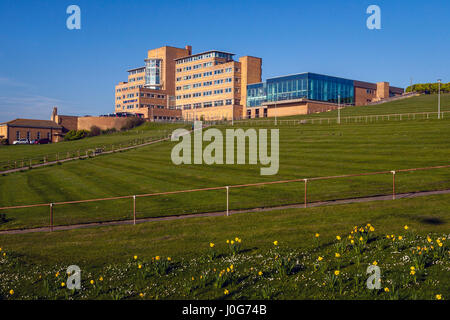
[0,116,449,230]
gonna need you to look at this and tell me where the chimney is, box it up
[185,45,192,55]
[51,107,58,122]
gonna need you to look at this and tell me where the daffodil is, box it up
[384,287,389,292]
[210,242,215,248]
[224,289,229,295]
[436,294,442,300]
[273,241,278,246]
[334,270,340,276]
[9,289,14,295]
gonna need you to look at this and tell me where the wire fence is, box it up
[234,110,450,126]
[0,130,175,172]
[0,164,449,232]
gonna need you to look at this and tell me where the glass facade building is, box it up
[247,72,354,107]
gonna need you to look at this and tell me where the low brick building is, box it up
[0,119,63,144]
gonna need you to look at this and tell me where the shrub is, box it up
[121,117,145,131]
[89,126,102,137]
[64,130,90,141]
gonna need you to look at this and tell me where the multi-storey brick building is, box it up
[114,45,192,121]
[174,51,262,121]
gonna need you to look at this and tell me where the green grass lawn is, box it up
[0,116,449,230]
[0,122,189,167]
[0,194,448,299]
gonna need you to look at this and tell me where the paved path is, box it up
[1,188,449,235]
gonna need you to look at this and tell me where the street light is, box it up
[338,94,341,124]
[438,79,441,119]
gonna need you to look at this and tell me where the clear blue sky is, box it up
[0,0,448,122]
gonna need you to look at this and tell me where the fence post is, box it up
[304,179,308,208]
[226,186,229,216]
[391,171,396,200]
[49,203,54,231]
[133,195,136,225]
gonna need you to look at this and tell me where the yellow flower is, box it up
[235,237,239,242]
[438,242,443,247]
[55,272,60,277]
[155,256,160,261]
[404,225,409,230]
[224,289,229,295]
[230,265,234,270]
[384,287,389,292]
[410,270,416,276]
[398,236,403,240]
[436,294,442,300]
[315,233,320,238]
[359,236,363,241]
[133,255,138,260]
[90,280,94,285]
[138,264,142,269]
[350,240,355,244]
[410,266,415,271]
[61,282,65,287]
[335,253,340,258]
[9,289,14,295]
[167,257,172,261]
[318,256,323,261]
[230,240,235,245]
[237,238,241,243]
[427,236,432,243]
[334,270,340,276]
[191,277,195,281]
[0,247,2,251]
[209,243,215,248]
[258,271,263,276]
[369,226,375,232]
[226,268,230,272]
[226,240,230,244]
[273,241,278,246]
[372,261,377,266]
[139,293,144,298]
[336,236,341,241]
[99,276,103,281]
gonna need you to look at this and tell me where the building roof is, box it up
[0,119,62,129]
[127,66,145,73]
[174,50,235,61]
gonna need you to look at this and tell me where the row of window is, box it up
[176,78,235,90]
[116,93,166,101]
[16,131,51,140]
[182,99,234,109]
[129,76,144,83]
[128,68,145,75]
[116,85,143,93]
[176,68,237,81]
[116,104,165,110]
[176,52,234,65]
[176,88,234,99]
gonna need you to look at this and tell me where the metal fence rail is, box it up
[234,110,450,126]
[0,164,449,232]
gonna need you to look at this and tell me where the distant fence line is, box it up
[0,130,175,172]
[234,110,450,126]
[0,164,449,232]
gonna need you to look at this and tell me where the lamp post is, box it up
[438,79,441,119]
[337,94,341,124]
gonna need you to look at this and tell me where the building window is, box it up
[16,131,20,140]
[226,99,232,105]
[47,132,51,140]
[37,132,41,139]
[27,131,30,140]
